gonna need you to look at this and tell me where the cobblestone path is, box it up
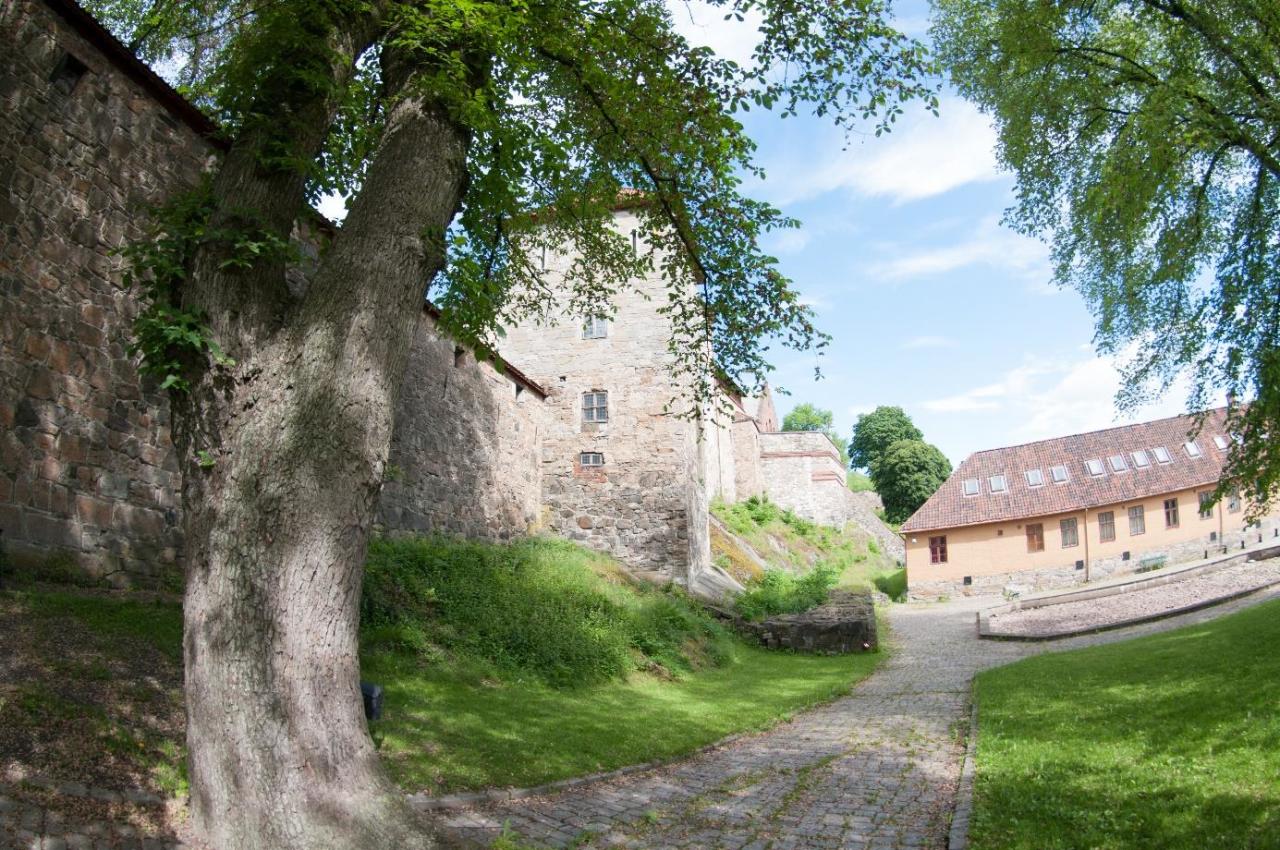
[431,585,1280,850]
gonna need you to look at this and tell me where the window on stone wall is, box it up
[1199,491,1215,519]
[1098,511,1116,542]
[1228,491,1242,513]
[582,316,608,339]
[50,52,89,95]
[1129,505,1146,535]
[929,535,947,564]
[582,391,609,423]
[1026,523,1044,552]
[579,452,604,467]
[1164,497,1179,528]
[1060,517,1079,548]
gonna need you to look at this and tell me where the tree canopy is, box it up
[932,0,1280,515]
[875,439,952,524]
[781,402,849,466]
[848,406,922,473]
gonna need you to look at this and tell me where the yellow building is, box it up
[901,409,1280,598]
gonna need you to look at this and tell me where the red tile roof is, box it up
[901,409,1230,533]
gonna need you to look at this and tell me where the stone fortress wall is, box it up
[0,0,550,585]
[1,0,880,596]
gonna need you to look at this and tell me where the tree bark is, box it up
[172,63,471,850]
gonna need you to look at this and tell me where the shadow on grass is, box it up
[364,645,880,795]
[972,598,1280,850]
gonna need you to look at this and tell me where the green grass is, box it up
[846,470,876,493]
[971,598,1280,850]
[364,641,878,793]
[17,589,184,661]
[734,565,839,621]
[711,495,900,595]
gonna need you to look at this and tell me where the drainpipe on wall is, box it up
[1219,497,1225,552]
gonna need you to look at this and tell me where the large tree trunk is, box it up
[172,58,471,849]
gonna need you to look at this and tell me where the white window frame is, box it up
[1025,469,1044,488]
[1085,458,1105,477]
[1152,446,1172,464]
[1131,449,1151,468]
[1213,435,1229,450]
[579,452,604,467]
[962,478,980,497]
[989,474,1008,494]
[1050,465,1069,484]
[582,315,609,339]
[1184,440,1202,458]
[1109,454,1128,473]
[582,391,609,423]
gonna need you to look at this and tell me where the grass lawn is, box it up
[364,643,878,794]
[971,597,1280,850]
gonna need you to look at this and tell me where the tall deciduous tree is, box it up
[848,405,922,474]
[875,438,952,524]
[85,0,935,847]
[781,402,849,466]
[932,0,1280,515]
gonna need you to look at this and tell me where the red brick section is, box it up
[902,409,1230,533]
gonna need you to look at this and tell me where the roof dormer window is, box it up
[1185,440,1202,458]
[1109,454,1128,473]
[1213,435,1229,450]
[1025,469,1044,487]
[1085,459,1105,477]
[989,474,1008,494]
[962,478,980,497]
[1050,465,1069,483]
[1131,449,1151,468]
[1152,446,1172,464]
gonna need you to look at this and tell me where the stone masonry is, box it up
[0,0,550,585]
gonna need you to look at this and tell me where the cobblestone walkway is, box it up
[430,585,1280,850]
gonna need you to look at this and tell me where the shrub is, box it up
[361,536,734,687]
[734,564,838,621]
[872,569,907,602]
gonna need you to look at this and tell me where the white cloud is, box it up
[866,215,1051,285]
[765,98,1004,205]
[667,0,762,66]
[765,228,812,255]
[901,335,954,350]
[921,349,1213,446]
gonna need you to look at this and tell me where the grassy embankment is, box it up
[971,597,1280,850]
[711,495,906,605]
[2,535,882,799]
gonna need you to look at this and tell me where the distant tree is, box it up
[848,406,922,474]
[875,439,952,524]
[782,403,849,466]
[932,0,1280,517]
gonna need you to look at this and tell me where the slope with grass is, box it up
[712,496,906,602]
[972,598,1280,850]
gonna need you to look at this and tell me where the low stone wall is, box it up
[910,514,1280,600]
[741,590,878,654]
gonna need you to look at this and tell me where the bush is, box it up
[872,569,907,602]
[361,536,734,687]
[734,564,838,621]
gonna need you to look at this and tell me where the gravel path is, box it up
[985,559,1280,638]
[428,585,1280,850]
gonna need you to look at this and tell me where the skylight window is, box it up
[1185,440,1202,458]
[1213,435,1229,450]
[1050,465,1069,483]
[1085,459,1105,477]
[1152,446,1172,464]
[989,474,1008,493]
[1131,449,1151,468]
[1025,469,1044,487]
[1109,454,1128,473]
[962,478,980,497]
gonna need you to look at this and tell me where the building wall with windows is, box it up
[902,409,1280,598]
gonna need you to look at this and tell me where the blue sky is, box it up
[667,0,1204,466]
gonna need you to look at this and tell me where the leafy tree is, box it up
[875,439,952,524]
[848,406,922,474]
[932,0,1280,516]
[782,403,849,466]
[82,0,934,846]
